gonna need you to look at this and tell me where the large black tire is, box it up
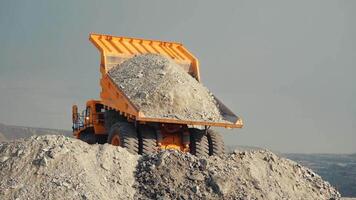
[95,135,108,144]
[107,122,139,154]
[207,129,225,156]
[104,110,126,132]
[138,125,157,155]
[79,128,96,144]
[189,128,209,157]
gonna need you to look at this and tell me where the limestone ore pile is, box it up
[108,54,228,122]
[0,135,340,200]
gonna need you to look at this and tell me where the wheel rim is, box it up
[111,134,120,146]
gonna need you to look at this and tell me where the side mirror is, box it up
[72,105,78,123]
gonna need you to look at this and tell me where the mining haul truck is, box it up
[72,33,243,156]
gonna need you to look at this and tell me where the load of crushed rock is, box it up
[0,135,340,200]
[108,54,226,122]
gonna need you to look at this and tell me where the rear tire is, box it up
[104,110,127,131]
[189,128,209,157]
[207,129,225,156]
[138,125,157,155]
[107,122,139,154]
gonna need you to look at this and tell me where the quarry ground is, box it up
[0,135,341,200]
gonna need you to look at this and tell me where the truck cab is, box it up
[72,100,106,143]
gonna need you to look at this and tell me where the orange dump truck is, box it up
[72,33,243,156]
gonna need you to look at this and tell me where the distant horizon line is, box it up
[1,122,355,155]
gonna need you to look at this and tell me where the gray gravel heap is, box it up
[108,54,227,122]
[135,150,341,200]
[0,136,341,200]
[0,135,138,200]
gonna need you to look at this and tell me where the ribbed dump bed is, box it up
[89,33,201,81]
[107,54,241,126]
[90,33,242,128]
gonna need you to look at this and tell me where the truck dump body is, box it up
[90,33,243,128]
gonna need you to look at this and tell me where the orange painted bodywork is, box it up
[73,100,106,138]
[89,33,200,81]
[158,124,190,152]
[159,132,187,151]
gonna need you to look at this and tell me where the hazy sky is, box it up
[0,0,355,153]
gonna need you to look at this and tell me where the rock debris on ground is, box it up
[108,54,228,122]
[0,135,341,200]
[135,150,340,200]
[0,135,138,200]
